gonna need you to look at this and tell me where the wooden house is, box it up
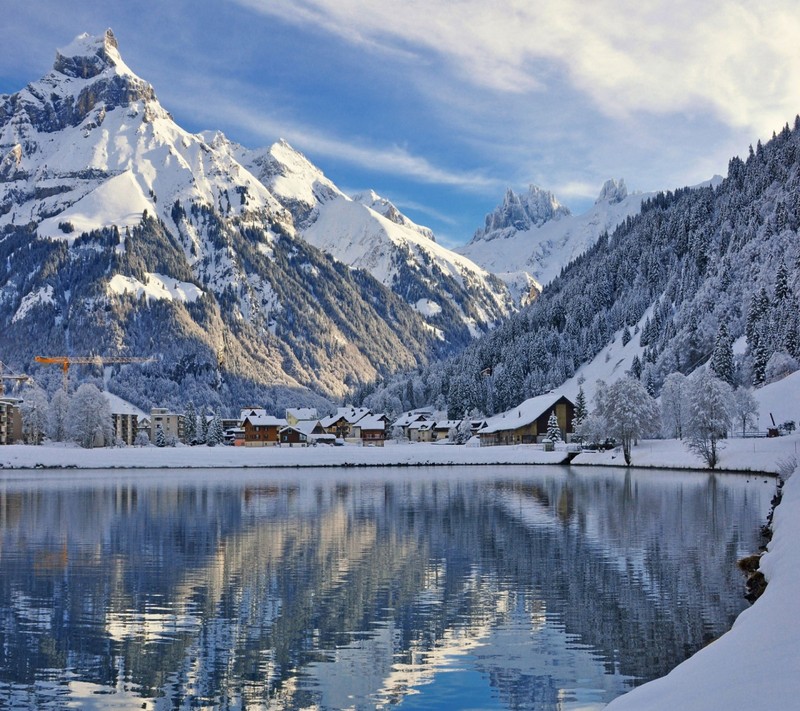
[478,394,575,446]
[352,414,386,447]
[243,415,288,446]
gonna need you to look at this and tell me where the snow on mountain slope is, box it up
[0,30,286,240]
[235,138,515,339]
[458,180,650,298]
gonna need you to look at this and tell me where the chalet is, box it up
[240,407,267,422]
[320,407,372,440]
[285,408,318,425]
[352,414,386,446]
[279,419,331,446]
[390,410,434,439]
[433,420,461,441]
[408,420,435,442]
[243,415,288,446]
[478,393,575,446]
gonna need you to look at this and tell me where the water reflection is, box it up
[0,466,772,710]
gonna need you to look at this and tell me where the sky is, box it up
[2,1,799,247]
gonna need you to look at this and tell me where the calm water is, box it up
[0,465,773,710]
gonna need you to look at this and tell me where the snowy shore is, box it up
[1,432,797,474]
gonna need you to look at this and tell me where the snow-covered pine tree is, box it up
[710,323,735,385]
[546,410,562,442]
[571,380,588,436]
[155,424,167,447]
[184,401,197,444]
[206,414,225,446]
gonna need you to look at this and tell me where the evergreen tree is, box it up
[155,424,167,447]
[571,380,588,436]
[207,414,225,446]
[710,323,735,385]
[184,401,197,444]
[197,412,209,444]
[546,410,562,442]
[630,354,643,379]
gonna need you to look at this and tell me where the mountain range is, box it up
[0,30,693,415]
[0,30,527,413]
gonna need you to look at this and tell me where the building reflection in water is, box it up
[0,467,771,710]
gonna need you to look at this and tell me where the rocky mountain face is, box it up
[457,180,650,302]
[232,139,514,345]
[0,30,506,413]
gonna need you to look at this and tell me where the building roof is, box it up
[391,411,433,429]
[243,415,288,428]
[408,421,435,431]
[293,419,323,436]
[320,407,371,428]
[479,393,572,435]
[434,420,461,431]
[240,407,267,421]
[355,414,386,432]
[286,407,318,421]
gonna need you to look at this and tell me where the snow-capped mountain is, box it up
[233,139,515,344]
[0,30,478,412]
[457,180,650,302]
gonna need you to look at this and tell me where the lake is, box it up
[0,465,773,710]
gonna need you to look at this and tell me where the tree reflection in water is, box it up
[0,467,771,710]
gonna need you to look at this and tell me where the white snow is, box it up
[107,272,203,303]
[414,298,442,317]
[12,285,54,323]
[38,171,154,241]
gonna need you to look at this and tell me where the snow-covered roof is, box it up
[434,420,461,431]
[391,411,433,428]
[480,393,571,435]
[292,419,322,436]
[320,407,371,427]
[355,414,386,431]
[243,415,287,428]
[103,391,147,417]
[408,421,435,431]
[286,407,318,421]
[240,407,267,420]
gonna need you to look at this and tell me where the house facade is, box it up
[243,415,288,446]
[112,413,139,446]
[352,414,386,446]
[479,394,575,446]
[150,408,184,444]
[0,398,22,444]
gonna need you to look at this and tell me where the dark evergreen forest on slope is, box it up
[359,117,800,418]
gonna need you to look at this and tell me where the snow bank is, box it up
[572,434,799,474]
[0,441,568,472]
[605,469,800,711]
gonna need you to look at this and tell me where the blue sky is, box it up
[2,1,799,246]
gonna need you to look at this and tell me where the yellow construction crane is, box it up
[34,355,152,391]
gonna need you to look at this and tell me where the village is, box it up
[0,385,576,450]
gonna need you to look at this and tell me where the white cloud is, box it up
[229,0,800,136]
[166,86,501,191]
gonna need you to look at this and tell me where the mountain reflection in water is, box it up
[0,466,772,710]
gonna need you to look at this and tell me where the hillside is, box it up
[360,119,800,418]
[0,31,507,413]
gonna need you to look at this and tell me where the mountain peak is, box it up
[473,184,570,241]
[595,178,628,205]
[54,29,126,79]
